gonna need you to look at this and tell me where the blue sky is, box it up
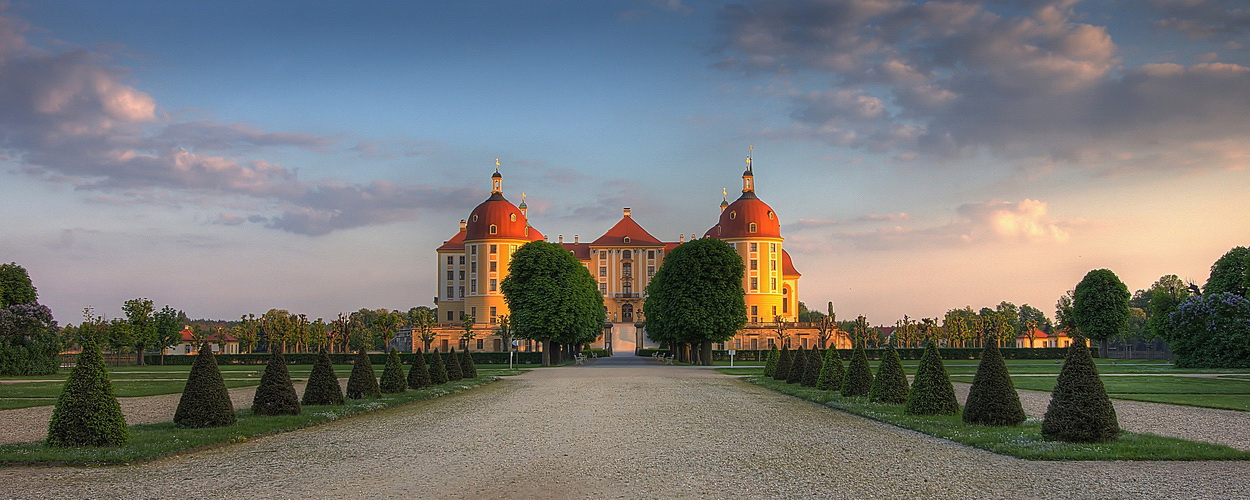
[2,0,1249,325]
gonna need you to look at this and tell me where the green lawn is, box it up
[743,376,1249,461]
[948,375,1250,412]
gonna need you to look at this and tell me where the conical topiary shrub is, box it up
[379,349,408,394]
[461,348,477,379]
[1042,335,1119,442]
[802,347,822,387]
[302,348,344,406]
[904,341,958,415]
[840,343,873,397]
[174,341,237,427]
[428,348,448,385]
[445,348,464,381]
[816,348,844,391]
[868,344,910,404]
[346,348,381,399]
[963,337,1026,426]
[252,347,301,416]
[407,348,432,389]
[762,346,779,378]
[787,347,807,384]
[47,339,128,447]
[773,347,792,381]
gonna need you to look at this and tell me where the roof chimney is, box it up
[574,234,579,243]
[623,207,631,217]
[558,235,564,244]
[459,219,467,231]
[679,234,685,243]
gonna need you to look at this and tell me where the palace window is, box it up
[489,224,498,235]
[623,250,632,259]
[771,278,777,290]
[600,251,607,259]
[623,237,631,244]
[471,281,477,293]
[599,283,607,295]
[749,222,757,233]
[490,261,497,272]
[447,256,453,265]
[622,263,632,277]
[459,256,465,265]
[490,279,497,292]
[600,267,607,277]
[459,270,465,280]
[750,259,757,270]
[772,306,777,316]
[470,262,476,273]
[770,243,776,252]
[751,305,758,316]
[510,213,516,222]
[490,244,497,254]
[447,271,453,280]
[750,277,758,290]
[446,286,454,298]
[771,260,776,271]
[648,250,655,259]
[647,265,655,276]
[750,243,758,252]
[477,339,485,349]
[471,246,477,255]
[447,311,454,321]
[490,306,497,322]
[458,286,464,298]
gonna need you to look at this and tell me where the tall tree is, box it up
[1204,246,1250,297]
[0,262,38,307]
[502,241,605,366]
[495,315,512,352]
[412,308,437,352]
[1146,275,1191,339]
[153,305,182,365]
[643,238,746,366]
[459,314,477,350]
[122,298,156,366]
[815,302,836,348]
[1073,269,1131,355]
[237,313,260,354]
[1055,289,1076,335]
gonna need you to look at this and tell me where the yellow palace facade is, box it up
[428,159,823,353]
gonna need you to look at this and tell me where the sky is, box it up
[1,0,1248,326]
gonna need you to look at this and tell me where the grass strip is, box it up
[948,375,1250,412]
[741,375,1249,461]
[0,375,500,465]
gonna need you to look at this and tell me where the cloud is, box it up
[712,0,1250,174]
[0,10,463,236]
[830,199,1073,249]
[785,212,908,230]
[1150,0,1250,41]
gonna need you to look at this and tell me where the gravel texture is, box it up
[1,358,1249,499]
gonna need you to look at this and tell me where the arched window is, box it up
[749,222,757,233]
[622,250,632,259]
[729,211,737,220]
[623,237,631,244]
[510,213,517,222]
[489,224,498,234]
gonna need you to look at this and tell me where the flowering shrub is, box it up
[0,303,62,375]
[1167,293,1250,368]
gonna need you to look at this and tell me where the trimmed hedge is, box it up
[251,349,301,416]
[635,347,1091,362]
[46,340,128,447]
[144,351,546,365]
[407,348,432,389]
[1042,334,1120,442]
[841,344,873,397]
[904,342,959,416]
[379,349,408,394]
[962,338,1026,426]
[345,349,381,400]
[815,348,844,391]
[445,349,463,382]
[302,349,345,406]
[868,344,909,404]
[174,342,237,427]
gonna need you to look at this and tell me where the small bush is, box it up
[1042,335,1120,442]
[840,344,873,397]
[802,347,822,387]
[302,348,344,406]
[460,348,478,378]
[786,347,807,384]
[174,342,237,427]
[379,349,408,394]
[773,348,792,382]
[46,339,128,447]
[904,342,958,416]
[428,349,448,385]
[345,349,381,400]
[869,344,909,404]
[816,348,844,391]
[762,346,779,378]
[251,348,301,416]
[407,348,432,389]
[962,338,1026,426]
[445,348,464,381]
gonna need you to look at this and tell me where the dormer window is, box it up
[729,211,737,220]
[623,237,631,244]
[472,214,478,222]
[510,213,517,222]
[767,211,774,220]
[489,224,498,235]
[749,222,757,233]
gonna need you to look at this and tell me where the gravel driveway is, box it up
[2,357,1249,499]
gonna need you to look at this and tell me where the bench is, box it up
[574,354,587,365]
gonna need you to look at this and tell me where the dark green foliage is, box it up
[445,348,464,381]
[802,347,822,387]
[252,348,301,416]
[302,349,344,406]
[428,349,448,385]
[642,238,746,365]
[1204,246,1250,297]
[460,347,477,378]
[174,342,237,427]
[0,302,62,376]
[502,241,606,365]
[346,348,381,399]
[786,347,807,384]
[0,262,38,307]
[773,347,791,381]
[868,344,909,404]
[46,340,128,447]
[1042,335,1120,442]
[815,348,844,391]
[407,348,432,389]
[762,345,779,377]
[1073,268,1131,343]
[904,342,958,416]
[840,344,873,397]
[379,349,408,394]
[1167,293,1250,368]
[962,339,1026,426]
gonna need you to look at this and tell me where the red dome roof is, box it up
[708,194,781,239]
[465,193,532,240]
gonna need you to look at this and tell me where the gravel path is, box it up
[2,358,1250,499]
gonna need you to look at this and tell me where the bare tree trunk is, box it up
[701,340,713,366]
[542,338,552,366]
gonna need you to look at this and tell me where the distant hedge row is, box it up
[637,347,1094,361]
[145,351,545,366]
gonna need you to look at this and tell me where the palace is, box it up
[428,158,823,354]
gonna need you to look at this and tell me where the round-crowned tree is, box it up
[773,347,792,382]
[962,338,1025,426]
[346,348,380,399]
[407,348,432,389]
[252,347,301,416]
[1204,246,1250,297]
[904,342,958,415]
[46,338,128,446]
[786,347,807,384]
[840,343,873,397]
[1042,334,1119,442]
[868,344,909,404]
[460,348,477,379]
[302,348,344,406]
[1073,268,1130,356]
[762,345,779,378]
[445,348,464,381]
[816,348,844,391]
[642,238,746,365]
[174,341,237,427]
[503,241,605,366]
[379,348,408,394]
[802,347,822,387]
[428,348,448,385]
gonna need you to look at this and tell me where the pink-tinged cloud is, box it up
[829,199,1074,249]
[0,10,467,236]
